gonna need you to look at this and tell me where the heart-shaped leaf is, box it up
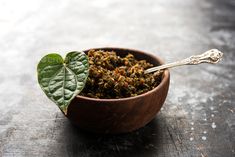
[37,51,89,114]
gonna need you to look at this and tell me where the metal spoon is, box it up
[144,49,223,74]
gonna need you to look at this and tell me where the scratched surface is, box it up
[0,0,234,156]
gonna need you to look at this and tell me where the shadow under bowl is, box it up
[66,47,170,134]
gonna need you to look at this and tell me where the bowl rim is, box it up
[76,47,170,102]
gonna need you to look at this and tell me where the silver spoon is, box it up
[144,49,223,74]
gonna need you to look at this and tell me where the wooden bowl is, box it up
[66,47,170,134]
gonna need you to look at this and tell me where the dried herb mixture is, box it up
[80,50,163,98]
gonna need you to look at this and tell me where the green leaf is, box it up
[37,51,89,114]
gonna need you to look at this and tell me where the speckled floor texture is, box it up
[0,0,234,157]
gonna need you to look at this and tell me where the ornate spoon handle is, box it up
[144,49,223,74]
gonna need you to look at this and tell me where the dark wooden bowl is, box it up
[66,47,170,134]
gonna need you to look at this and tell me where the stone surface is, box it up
[0,0,234,156]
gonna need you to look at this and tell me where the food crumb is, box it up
[202,136,207,140]
[211,122,216,129]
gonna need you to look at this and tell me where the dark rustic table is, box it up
[0,0,234,156]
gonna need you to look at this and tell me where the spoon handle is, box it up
[144,49,223,74]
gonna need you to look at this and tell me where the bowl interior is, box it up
[77,47,167,101]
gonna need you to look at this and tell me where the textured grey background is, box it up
[0,0,234,156]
